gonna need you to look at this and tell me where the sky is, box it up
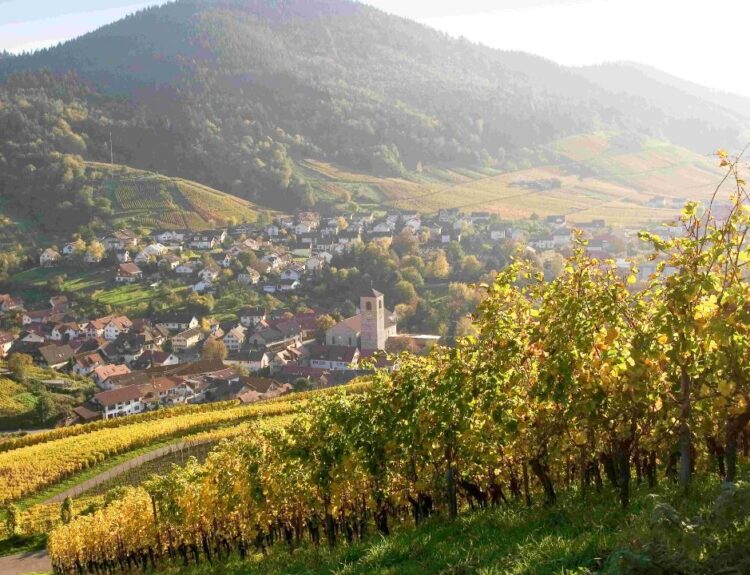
[1,0,747,97]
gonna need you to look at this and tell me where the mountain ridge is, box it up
[0,0,745,224]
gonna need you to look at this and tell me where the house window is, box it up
[366,302,372,311]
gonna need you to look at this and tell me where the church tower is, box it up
[359,288,386,351]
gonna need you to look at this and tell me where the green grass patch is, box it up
[0,533,47,558]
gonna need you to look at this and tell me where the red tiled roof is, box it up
[94,384,144,406]
[92,363,131,381]
[118,263,142,275]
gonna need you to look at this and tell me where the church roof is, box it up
[329,309,397,335]
[359,287,383,298]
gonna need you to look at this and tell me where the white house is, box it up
[176,262,200,275]
[262,253,283,270]
[40,248,60,267]
[104,316,133,341]
[239,307,266,328]
[94,385,145,419]
[225,349,271,372]
[155,230,188,244]
[199,266,220,283]
[280,267,303,282]
[223,325,247,352]
[158,314,199,332]
[192,280,214,294]
[50,323,80,341]
[309,345,360,371]
[115,263,143,283]
[134,244,168,264]
[171,328,204,351]
[91,364,131,389]
[116,251,131,263]
[279,279,300,292]
[305,256,326,273]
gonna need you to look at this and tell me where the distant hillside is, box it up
[304,132,723,225]
[0,0,747,217]
[581,62,750,129]
[87,162,261,231]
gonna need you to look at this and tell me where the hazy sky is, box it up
[1,0,746,97]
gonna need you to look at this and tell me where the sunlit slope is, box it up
[86,162,261,230]
[304,133,723,225]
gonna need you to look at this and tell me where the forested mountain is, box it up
[1,0,749,220]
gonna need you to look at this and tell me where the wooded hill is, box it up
[1,0,750,222]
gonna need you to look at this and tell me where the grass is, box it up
[0,366,95,431]
[169,498,623,575]
[0,533,47,558]
[9,267,108,291]
[8,266,190,312]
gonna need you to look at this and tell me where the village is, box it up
[0,206,680,427]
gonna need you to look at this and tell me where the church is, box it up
[325,288,398,351]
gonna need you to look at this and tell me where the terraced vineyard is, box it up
[11,417,294,538]
[303,132,722,226]
[86,162,260,230]
[0,400,298,503]
[0,384,369,545]
[0,383,369,503]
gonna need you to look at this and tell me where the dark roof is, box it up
[157,312,197,324]
[144,358,227,378]
[39,344,75,365]
[174,327,203,340]
[242,376,281,394]
[239,307,266,317]
[73,405,101,421]
[309,344,359,363]
[359,287,384,298]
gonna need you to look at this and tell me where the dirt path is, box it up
[0,549,51,575]
[43,438,211,504]
[0,440,211,575]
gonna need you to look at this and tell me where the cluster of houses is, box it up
[34,206,652,303]
[8,203,687,426]
[0,278,440,423]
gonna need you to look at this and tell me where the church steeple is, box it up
[359,288,385,351]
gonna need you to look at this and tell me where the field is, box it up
[303,133,723,226]
[9,266,190,312]
[86,162,261,230]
